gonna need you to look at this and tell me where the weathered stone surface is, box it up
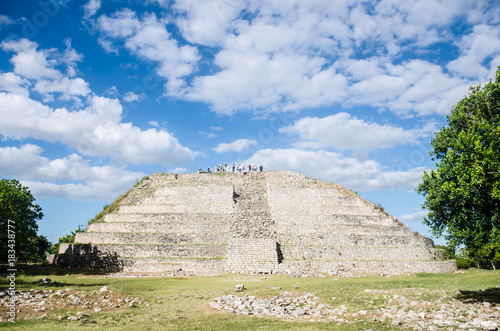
[53,171,456,275]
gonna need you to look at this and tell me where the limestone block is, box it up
[87,221,229,234]
[75,232,229,245]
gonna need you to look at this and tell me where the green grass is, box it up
[1,266,499,330]
[86,176,150,226]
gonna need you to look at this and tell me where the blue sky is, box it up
[1,0,499,245]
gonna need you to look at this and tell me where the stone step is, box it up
[103,213,231,223]
[153,186,233,197]
[268,188,344,198]
[75,232,229,245]
[119,257,226,274]
[118,204,234,214]
[272,214,396,226]
[269,204,380,215]
[275,233,433,248]
[87,222,229,233]
[269,196,366,206]
[279,246,444,261]
[59,243,227,259]
[274,223,413,236]
[139,195,233,205]
[278,260,457,275]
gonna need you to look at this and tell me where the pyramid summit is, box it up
[54,170,457,275]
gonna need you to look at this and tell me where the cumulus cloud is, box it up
[398,211,428,223]
[447,24,500,80]
[83,0,101,19]
[123,91,145,102]
[0,93,198,166]
[280,113,437,151]
[0,38,198,167]
[173,0,245,46]
[0,38,90,100]
[0,72,30,96]
[0,15,14,29]
[244,148,426,191]
[97,9,200,94]
[0,144,144,200]
[87,1,499,117]
[214,139,258,153]
[346,59,471,116]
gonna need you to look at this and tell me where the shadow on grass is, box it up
[456,288,500,306]
[1,263,93,277]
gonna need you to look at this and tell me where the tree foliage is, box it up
[0,179,44,262]
[417,67,500,264]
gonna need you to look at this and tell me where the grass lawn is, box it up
[1,265,499,330]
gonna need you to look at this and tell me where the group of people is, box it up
[198,162,263,173]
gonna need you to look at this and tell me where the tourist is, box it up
[232,162,235,172]
[259,165,263,172]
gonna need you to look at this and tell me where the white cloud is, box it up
[0,39,198,167]
[33,77,90,99]
[83,0,101,19]
[210,126,222,131]
[149,120,159,127]
[123,91,145,102]
[87,1,497,117]
[447,24,500,80]
[0,15,14,29]
[398,211,428,223]
[0,144,144,200]
[0,92,198,166]
[185,51,347,114]
[198,131,217,139]
[244,148,426,191]
[280,113,437,151]
[214,138,257,153]
[104,85,119,97]
[1,39,60,80]
[97,9,200,95]
[168,167,188,174]
[0,72,30,96]
[0,39,90,100]
[345,59,471,116]
[173,0,245,46]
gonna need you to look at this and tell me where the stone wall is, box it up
[54,171,457,275]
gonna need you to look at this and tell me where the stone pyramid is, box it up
[55,171,457,275]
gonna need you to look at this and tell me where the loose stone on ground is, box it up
[210,288,500,330]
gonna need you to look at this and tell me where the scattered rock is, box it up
[235,285,245,292]
[0,288,140,320]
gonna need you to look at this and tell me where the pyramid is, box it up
[55,171,457,275]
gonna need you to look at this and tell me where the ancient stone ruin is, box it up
[55,171,457,275]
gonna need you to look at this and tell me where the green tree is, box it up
[23,234,52,263]
[417,67,500,262]
[0,179,44,262]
